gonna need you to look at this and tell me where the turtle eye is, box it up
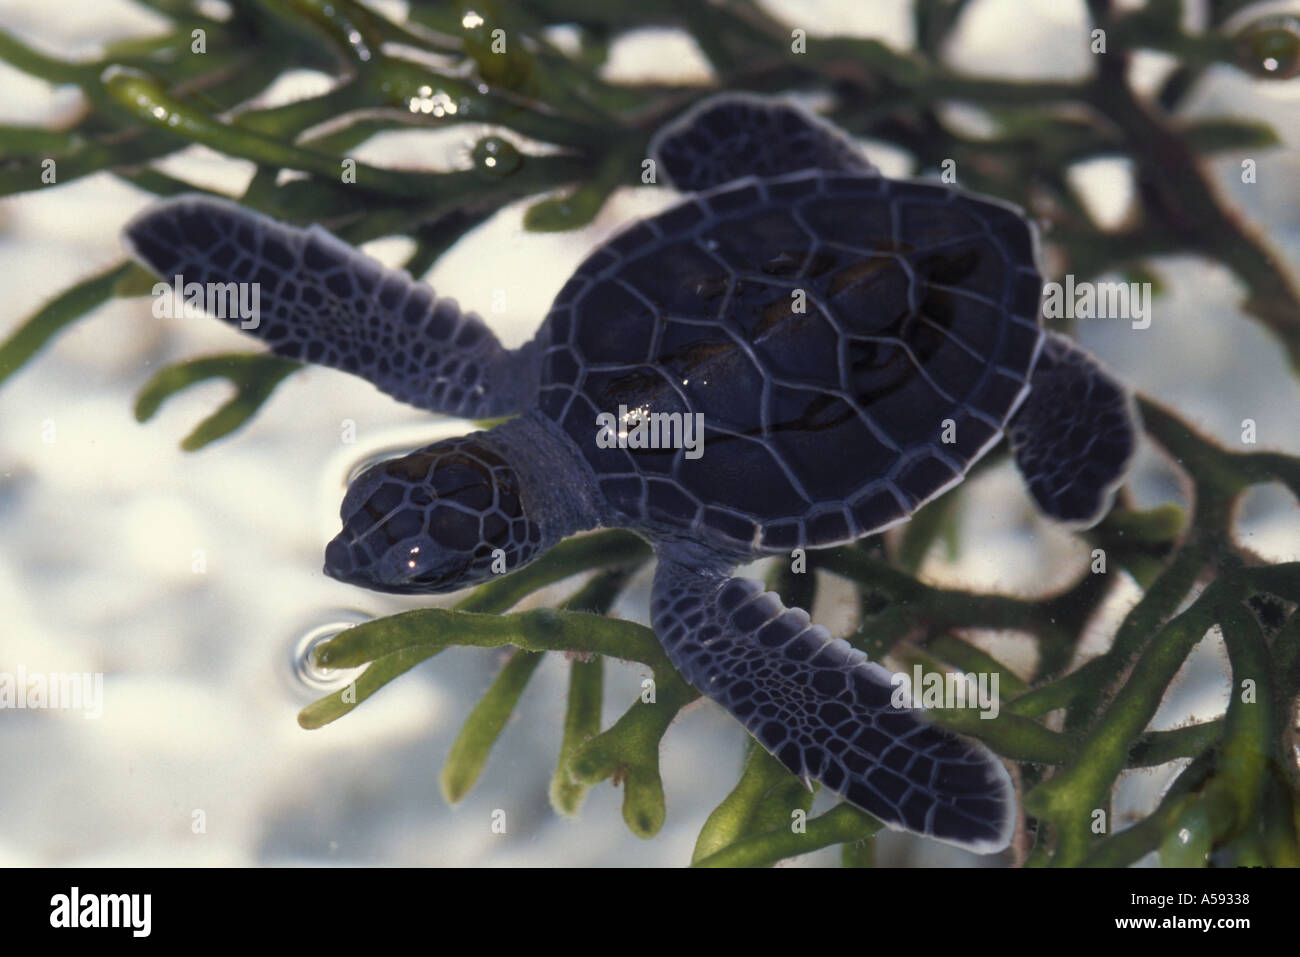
[324,437,543,593]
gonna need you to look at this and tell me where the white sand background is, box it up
[0,0,1297,866]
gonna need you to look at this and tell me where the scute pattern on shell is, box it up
[538,169,1045,552]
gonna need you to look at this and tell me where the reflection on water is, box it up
[284,609,373,701]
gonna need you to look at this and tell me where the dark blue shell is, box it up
[537,169,1044,552]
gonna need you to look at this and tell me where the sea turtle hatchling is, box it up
[123,93,1139,853]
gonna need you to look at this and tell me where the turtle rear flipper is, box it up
[1008,332,1140,527]
[651,550,1016,853]
[123,196,539,419]
[649,92,876,192]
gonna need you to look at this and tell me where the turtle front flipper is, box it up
[649,92,876,192]
[122,196,539,419]
[1008,332,1140,527]
[650,551,1015,853]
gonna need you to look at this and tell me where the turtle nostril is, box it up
[324,536,356,581]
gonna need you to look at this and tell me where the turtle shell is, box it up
[537,169,1044,552]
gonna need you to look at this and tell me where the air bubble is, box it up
[472,136,522,177]
[1234,14,1300,79]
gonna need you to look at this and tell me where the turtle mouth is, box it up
[322,532,412,592]
[323,532,469,594]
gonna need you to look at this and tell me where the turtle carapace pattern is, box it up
[123,92,1140,854]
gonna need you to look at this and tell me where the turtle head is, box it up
[324,436,542,594]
